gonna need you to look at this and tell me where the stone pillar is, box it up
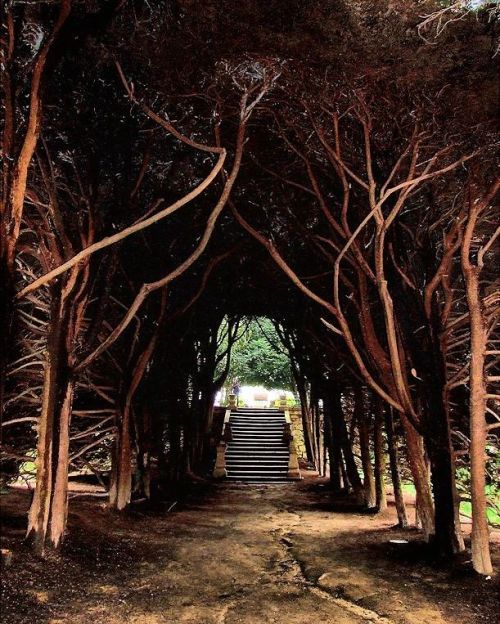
[288,440,301,480]
[213,442,227,478]
[213,409,232,479]
[289,407,307,459]
[284,409,301,480]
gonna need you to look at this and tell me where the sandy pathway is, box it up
[1,482,497,623]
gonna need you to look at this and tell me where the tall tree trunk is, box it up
[1,0,71,430]
[0,271,14,438]
[312,396,324,475]
[26,292,74,553]
[384,406,408,528]
[421,390,464,557]
[323,393,342,492]
[336,390,364,504]
[110,289,166,510]
[48,377,75,548]
[356,387,376,508]
[418,280,465,556]
[356,273,433,530]
[462,265,493,575]
[296,377,315,462]
[373,397,387,512]
[401,417,435,539]
[134,405,152,500]
[109,406,132,511]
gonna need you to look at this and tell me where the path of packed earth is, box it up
[2,481,498,624]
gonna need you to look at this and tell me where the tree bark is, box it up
[323,393,342,492]
[374,397,387,512]
[26,292,74,553]
[356,387,376,508]
[134,405,152,500]
[400,416,435,539]
[462,265,493,574]
[48,377,75,548]
[384,407,408,528]
[421,389,464,557]
[109,406,132,511]
[296,377,315,463]
[336,390,364,504]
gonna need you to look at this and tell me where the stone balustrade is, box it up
[213,408,232,478]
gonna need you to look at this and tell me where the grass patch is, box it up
[401,482,499,526]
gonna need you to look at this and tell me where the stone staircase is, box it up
[224,408,292,482]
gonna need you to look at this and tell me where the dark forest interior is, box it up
[0,2,499,622]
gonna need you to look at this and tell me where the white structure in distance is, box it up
[215,385,295,408]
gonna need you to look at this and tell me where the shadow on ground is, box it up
[1,482,498,624]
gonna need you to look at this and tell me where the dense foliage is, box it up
[220,318,294,391]
[0,0,498,575]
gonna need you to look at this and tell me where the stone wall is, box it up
[288,407,306,459]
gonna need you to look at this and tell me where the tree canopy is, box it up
[0,0,498,577]
[221,318,294,391]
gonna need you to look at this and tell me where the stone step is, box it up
[231,424,284,427]
[227,458,287,465]
[228,444,288,449]
[230,414,285,418]
[230,419,284,424]
[231,437,284,442]
[226,463,288,473]
[231,434,284,439]
[230,428,284,433]
[220,409,295,483]
[226,455,289,460]
[226,476,293,486]
[226,471,288,478]
[230,423,285,432]
[227,440,289,451]
[230,429,284,434]
[226,451,289,456]
[229,419,285,424]
[231,414,284,418]
[232,409,283,413]
[226,458,289,464]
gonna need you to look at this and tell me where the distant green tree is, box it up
[217,317,294,391]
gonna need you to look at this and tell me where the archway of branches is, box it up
[1,1,498,581]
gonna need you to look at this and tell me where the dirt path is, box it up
[1,482,498,623]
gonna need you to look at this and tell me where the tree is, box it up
[221,318,294,392]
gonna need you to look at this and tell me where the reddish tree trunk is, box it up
[384,407,408,528]
[323,392,342,492]
[109,406,133,511]
[48,378,75,548]
[356,388,376,509]
[337,391,364,504]
[401,417,435,539]
[463,266,493,574]
[26,293,74,553]
[374,398,387,512]
[134,405,152,500]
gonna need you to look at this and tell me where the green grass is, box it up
[400,482,499,527]
[459,501,500,527]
